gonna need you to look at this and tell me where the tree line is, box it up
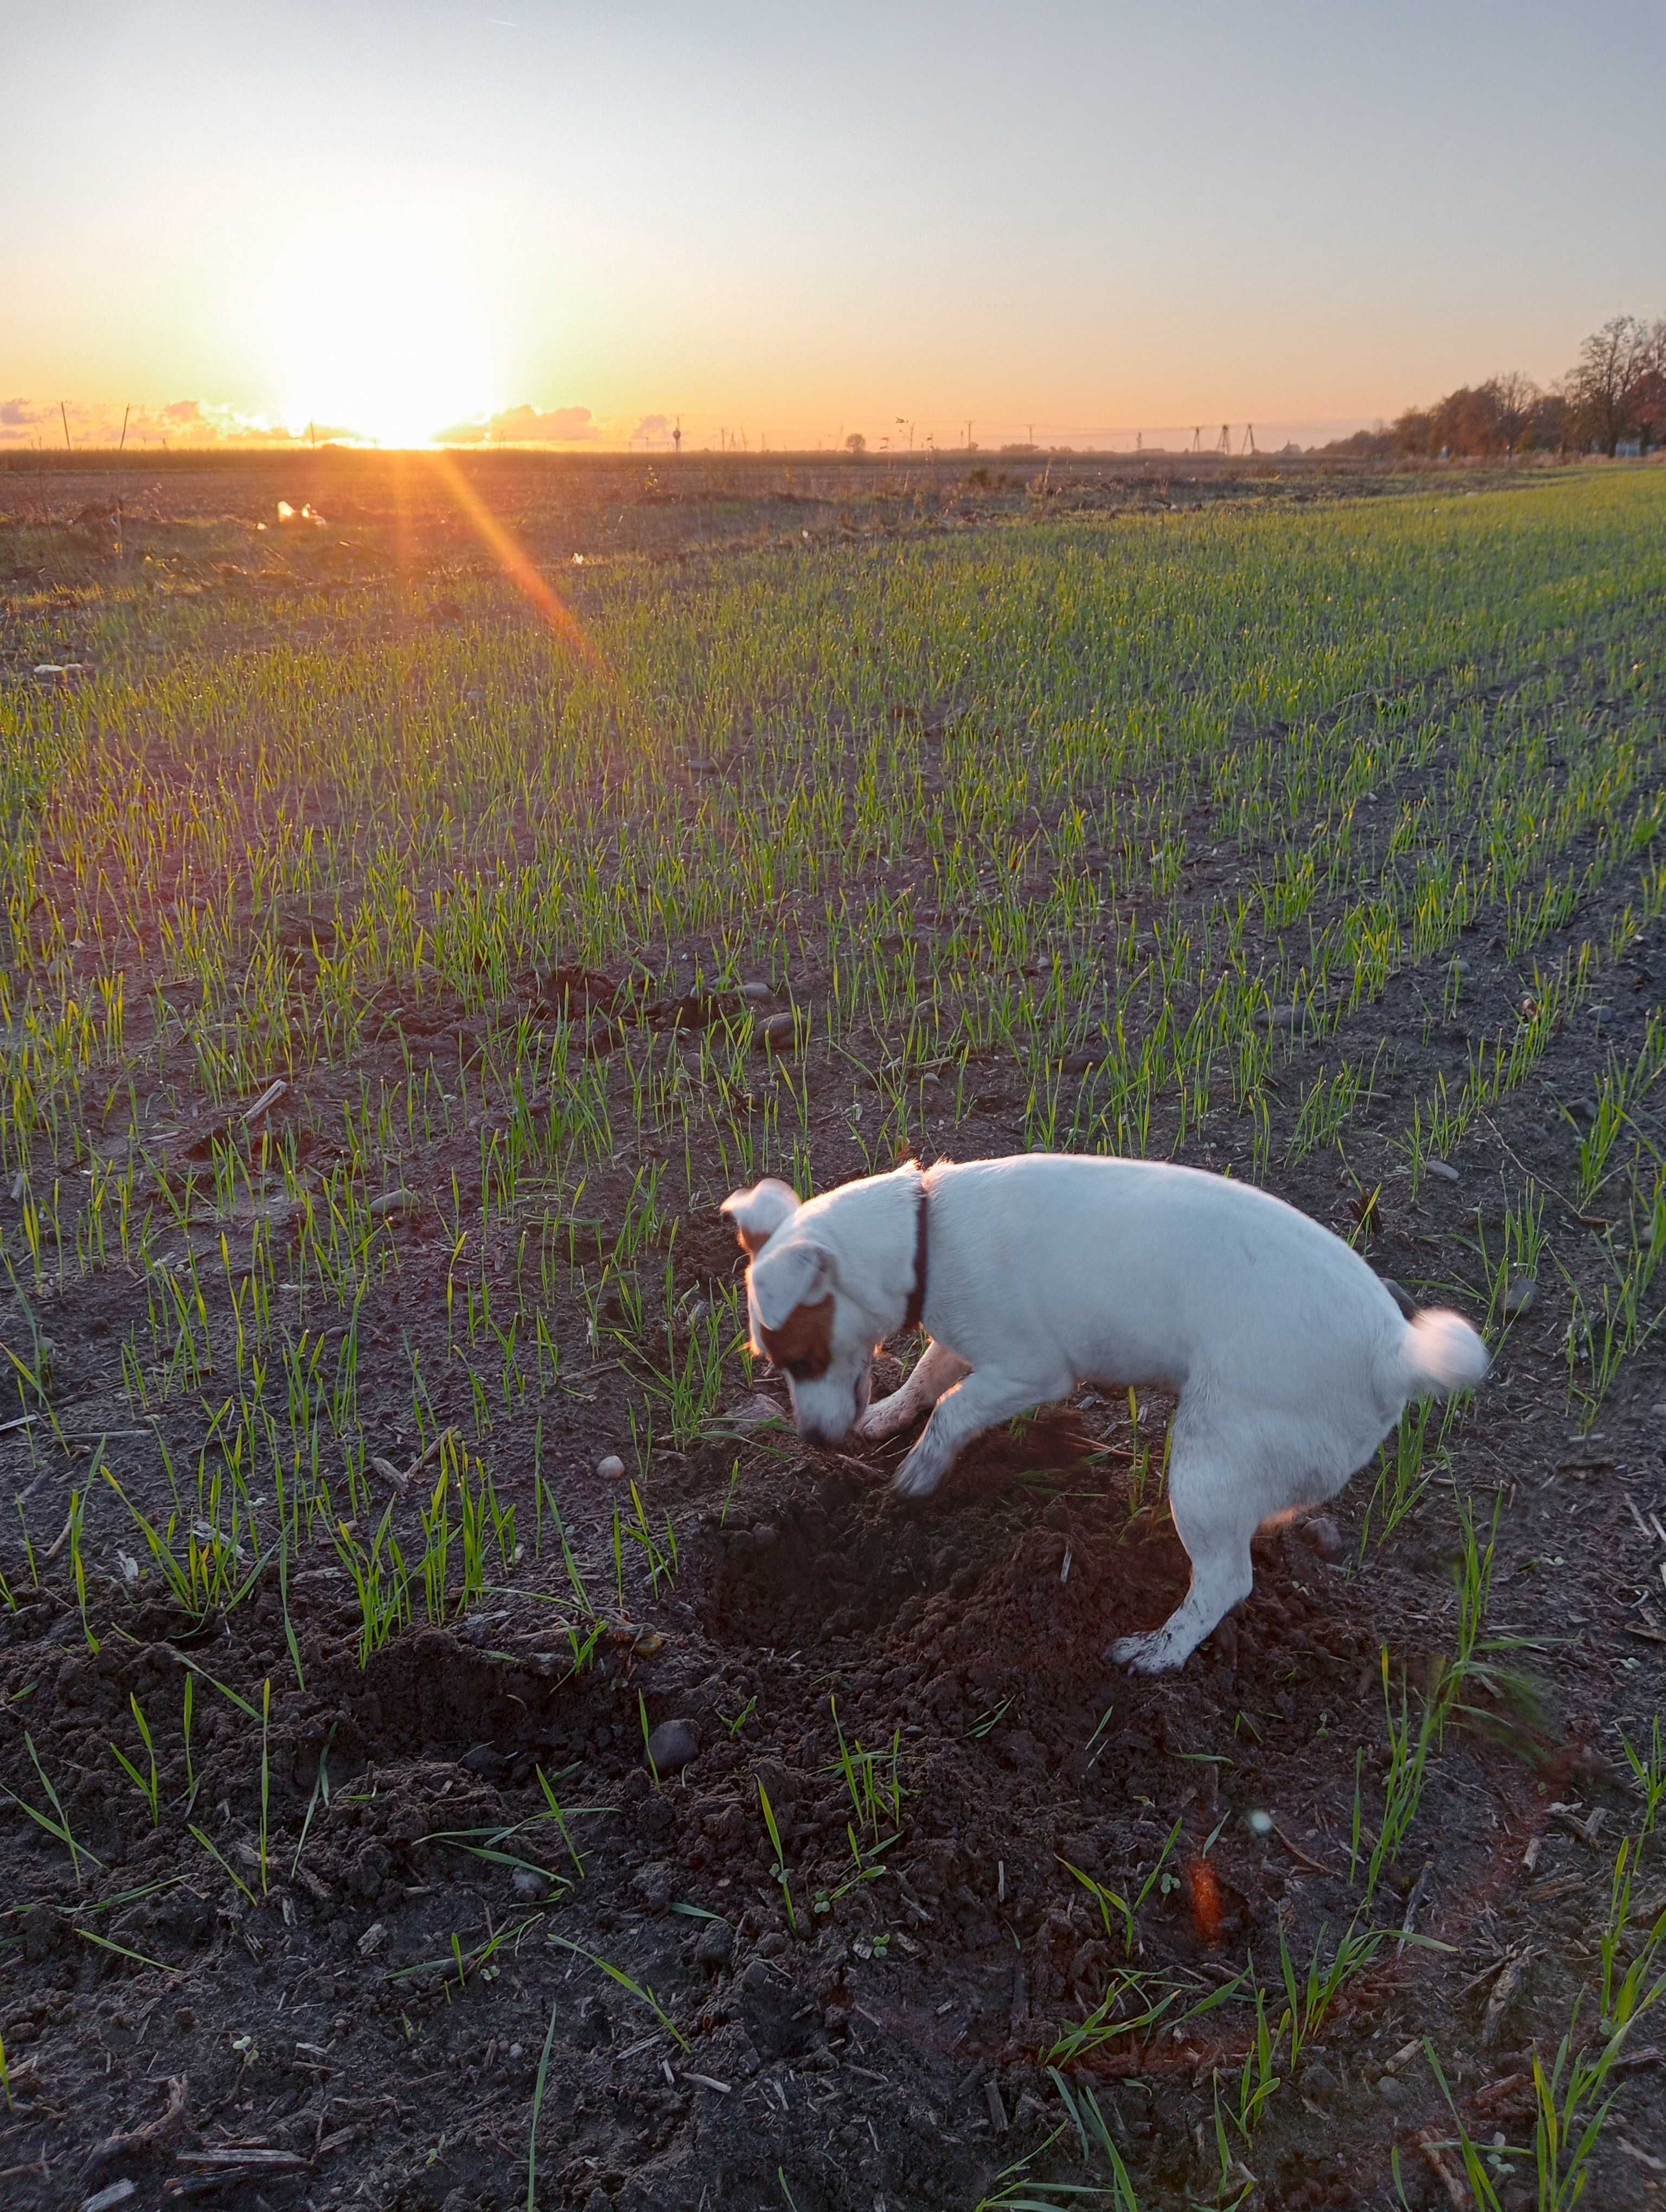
[1324,313,1666,460]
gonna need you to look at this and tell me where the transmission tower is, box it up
[1191,426,1201,452]
[1241,424,1257,455]
[1216,424,1231,454]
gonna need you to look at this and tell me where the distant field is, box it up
[1,459,1663,2212]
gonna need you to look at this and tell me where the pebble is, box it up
[1503,1278,1537,1317]
[597,1454,626,1482]
[736,980,774,1002]
[1303,2062,1338,2094]
[1376,2075,1408,2107]
[646,1718,700,1773]
[761,1010,801,1051]
[1300,1513,1345,1562]
[1425,1159,1460,1181]
[511,1867,550,1901]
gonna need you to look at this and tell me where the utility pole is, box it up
[965,419,973,451]
[118,404,130,459]
[1191,426,1201,452]
[60,401,72,452]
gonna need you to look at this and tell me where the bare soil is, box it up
[0,457,1662,2212]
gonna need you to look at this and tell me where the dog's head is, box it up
[722,1176,873,1444]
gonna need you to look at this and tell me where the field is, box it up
[1,448,1664,2212]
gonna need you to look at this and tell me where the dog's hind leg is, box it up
[1108,1424,1259,1675]
[856,1338,971,1442]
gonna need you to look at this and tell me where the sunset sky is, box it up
[5,0,1664,451]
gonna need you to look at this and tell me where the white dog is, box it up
[722,1155,1488,1673]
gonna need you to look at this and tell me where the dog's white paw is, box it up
[892,1444,945,1499]
[1107,1631,1181,1675]
[856,1394,916,1443]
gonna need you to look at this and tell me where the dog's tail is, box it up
[1385,1307,1491,1399]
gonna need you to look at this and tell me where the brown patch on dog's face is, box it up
[757,1295,835,1381]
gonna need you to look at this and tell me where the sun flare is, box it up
[267,219,499,447]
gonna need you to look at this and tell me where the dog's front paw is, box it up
[891,1441,946,1500]
[856,1393,917,1443]
[1107,1631,1182,1676]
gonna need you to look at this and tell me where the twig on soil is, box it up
[1398,1857,1435,1950]
[1478,1113,1607,1230]
[1265,1818,1331,1875]
[1482,1951,1534,2048]
[41,1508,75,1561]
[1416,2130,1468,2209]
[84,2074,188,2172]
[240,1078,287,1126]
[372,1425,460,1498]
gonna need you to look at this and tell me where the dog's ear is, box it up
[748,1237,832,1330]
[721,1176,801,1258]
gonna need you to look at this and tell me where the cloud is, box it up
[0,396,308,447]
[631,414,672,442]
[436,402,600,446]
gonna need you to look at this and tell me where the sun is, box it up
[267,218,500,447]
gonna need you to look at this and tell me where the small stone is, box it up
[1426,1159,1459,1181]
[736,980,774,1002]
[1300,1513,1345,1562]
[597,1454,626,1481]
[1503,1278,1537,1317]
[646,1718,700,1773]
[511,1867,549,1901]
[1376,2074,1408,2107]
[696,1918,735,1969]
[1303,2061,1338,2094]
[761,1009,802,1051]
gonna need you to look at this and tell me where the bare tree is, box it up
[844,432,867,456]
[1567,315,1651,455]
[1490,371,1539,455]
[1631,317,1666,456]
